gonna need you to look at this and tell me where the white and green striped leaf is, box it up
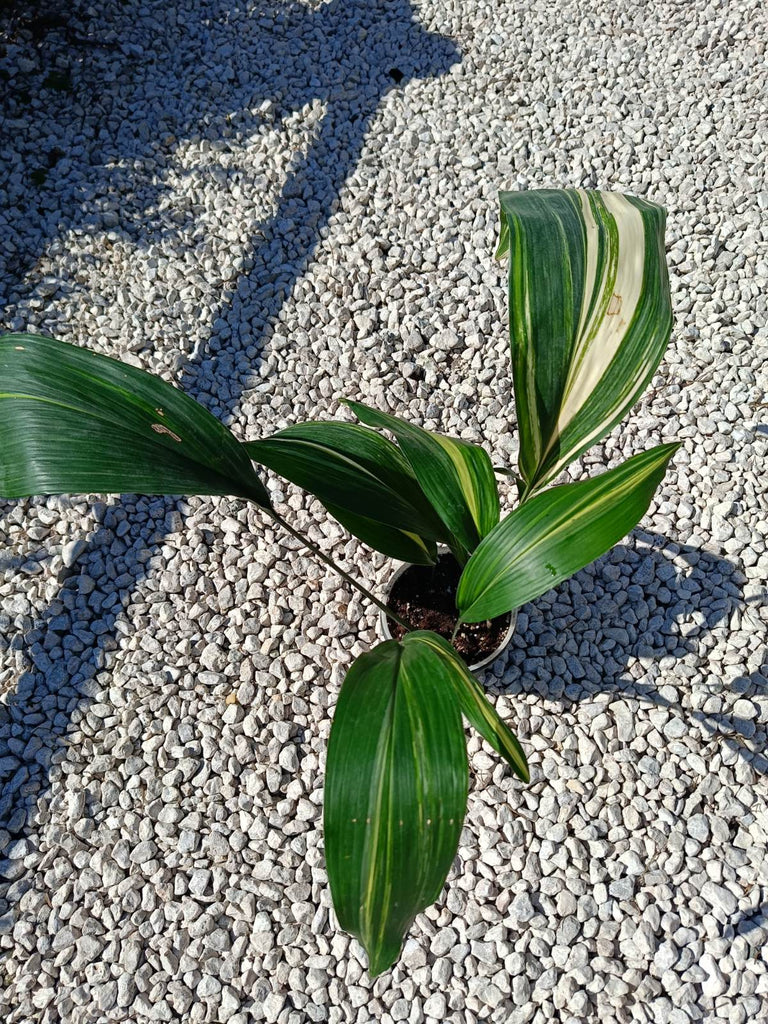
[456,443,679,623]
[498,189,672,495]
[325,632,468,976]
[344,400,499,559]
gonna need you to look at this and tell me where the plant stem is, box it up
[268,510,413,632]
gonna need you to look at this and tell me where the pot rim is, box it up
[378,552,517,673]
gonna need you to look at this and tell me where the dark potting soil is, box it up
[388,553,512,665]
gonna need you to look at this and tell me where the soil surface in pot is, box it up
[388,553,512,665]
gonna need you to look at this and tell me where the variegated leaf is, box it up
[456,443,680,623]
[498,189,672,495]
[407,631,529,781]
[344,400,499,560]
[324,502,438,566]
[325,633,468,976]
[245,421,447,564]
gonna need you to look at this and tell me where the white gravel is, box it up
[1,0,767,1022]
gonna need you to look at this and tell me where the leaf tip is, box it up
[495,200,511,260]
[655,439,682,470]
[366,943,399,978]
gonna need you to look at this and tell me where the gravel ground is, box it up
[1,0,767,1021]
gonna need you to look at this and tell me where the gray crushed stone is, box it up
[1,1,767,1022]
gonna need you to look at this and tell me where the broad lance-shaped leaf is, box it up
[0,333,271,505]
[345,399,499,558]
[323,503,437,566]
[245,421,448,564]
[408,631,529,782]
[457,443,679,623]
[498,189,672,494]
[325,633,468,976]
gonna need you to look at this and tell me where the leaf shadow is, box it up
[490,535,766,774]
[731,900,768,953]
[0,0,460,913]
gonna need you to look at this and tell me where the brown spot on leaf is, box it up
[151,423,182,442]
[607,293,622,316]
[14,346,25,351]
[155,407,165,416]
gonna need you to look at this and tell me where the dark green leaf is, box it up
[324,502,437,565]
[0,333,270,505]
[408,631,529,781]
[245,421,446,560]
[498,189,672,494]
[325,632,468,976]
[345,400,499,557]
[457,444,680,623]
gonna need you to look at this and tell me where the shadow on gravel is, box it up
[732,900,768,951]
[497,538,766,773]
[1,0,459,295]
[0,0,459,910]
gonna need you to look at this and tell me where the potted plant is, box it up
[0,187,677,975]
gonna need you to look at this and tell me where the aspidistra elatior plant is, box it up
[0,188,677,976]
